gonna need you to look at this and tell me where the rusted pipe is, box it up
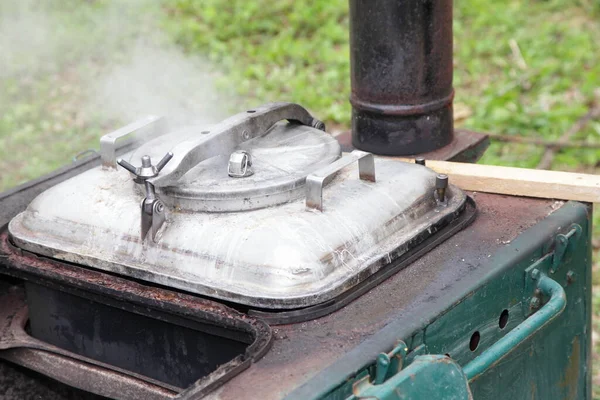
[350,0,454,155]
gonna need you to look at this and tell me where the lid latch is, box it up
[117,152,173,242]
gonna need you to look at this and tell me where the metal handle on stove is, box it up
[149,102,325,187]
[305,150,376,211]
[462,273,566,381]
[100,116,166,168]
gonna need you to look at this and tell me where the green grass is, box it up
[166,0,600,169]
[0,0,163,189]
[2,0,599,185]
[1,0,600,395]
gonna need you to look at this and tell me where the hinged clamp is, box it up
[117,153,173,242]
[373,340,409,385]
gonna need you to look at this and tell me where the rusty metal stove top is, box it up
[7,103,470,310]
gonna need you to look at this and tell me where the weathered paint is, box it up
[350,355,473,400]
[0,152,591,400]
[310,201,591,400]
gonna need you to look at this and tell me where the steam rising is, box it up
[89,44,228,127]
[1,0,229,131]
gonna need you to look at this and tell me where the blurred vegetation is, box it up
[0,0,162,189]
[165,0,600,170]
[1,0,600,395]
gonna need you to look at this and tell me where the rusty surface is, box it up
[0,288,183,397]
[207,193,561,400]
[0,234,272,398]
[1,348,174,400]
[560,336,580,398]
[0,233,269,340]
[349,0,454,155]
[0,182,564,399]
[335,129,490,163]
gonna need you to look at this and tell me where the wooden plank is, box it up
[392,158,600,203]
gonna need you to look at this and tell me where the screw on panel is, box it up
[415,157,426,166]
[566,271,576,284]
[531,269,540,280]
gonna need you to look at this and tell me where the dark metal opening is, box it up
[0,230,273,397]
[499,309,509,329]
[26,283,248,389]
[469,331,481,352]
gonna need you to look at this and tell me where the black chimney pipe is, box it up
[350,0,454,155]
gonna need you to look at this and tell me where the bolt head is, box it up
[566,270,575,283]
[436,174,449,189]
[530,297,541,309]
[531,269,540,280]
[141,155,152,168]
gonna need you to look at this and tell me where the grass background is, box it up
[1,0,600,395]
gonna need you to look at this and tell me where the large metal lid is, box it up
[8,103,469,310]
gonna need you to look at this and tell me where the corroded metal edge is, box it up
[0,230,273,399]
[334,129,490,163]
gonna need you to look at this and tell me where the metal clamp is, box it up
[551,224,582,273]
[117,153,173,242]
[100,115,165,168]
[374,341,409,385]
[305,150,376,211]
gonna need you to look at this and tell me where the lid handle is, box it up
[100,116,165,168]
[150,103,325,188]
[306,150,376,211]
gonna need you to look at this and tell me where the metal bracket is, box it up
[352,354,472,400]
[117,153,173,242]
[523,223,580,314]
[373,341,409,385]
[100,116,166,169]
[140,185,166,243]
[305,150,376,211]
[550,224,582,273]
[523,223,583,303]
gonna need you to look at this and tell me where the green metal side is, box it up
[314,201,592,399]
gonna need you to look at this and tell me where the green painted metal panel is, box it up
[317,201,591,399]
[350,355,472,400]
